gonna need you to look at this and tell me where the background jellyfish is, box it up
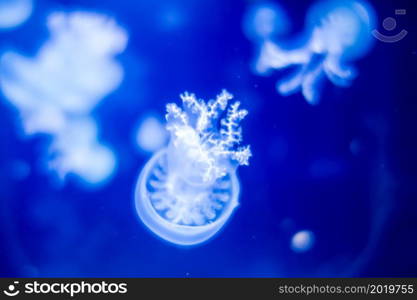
[242,1,289,42]
[247,0,375,104]
[135,90,251,246]
[0,11,127,185]
[134,114,168,154]
[0,0,33,30]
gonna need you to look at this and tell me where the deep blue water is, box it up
[0,0,416,277]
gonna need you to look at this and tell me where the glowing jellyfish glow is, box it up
[248,0,375,104]
[47,118,117,184]
[0,0,33,30]
[0,11,127,185]
[135,90,251,245]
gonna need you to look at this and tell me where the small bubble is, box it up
[291,230,315,253]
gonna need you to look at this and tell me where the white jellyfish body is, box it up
[249,0,375,104]
[135,115,168,153]
[135,90,251,246]
[0,0,33,30]
[0,11,127,185]
[243,1,289,41]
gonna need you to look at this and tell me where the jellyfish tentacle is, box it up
[277,65,306,96]
[301,63,325,105]
[323,55,356,86]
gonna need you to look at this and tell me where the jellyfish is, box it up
[0,11,127,185]
[0,0,33,30]
[134,90,251,246]
[248,0,375,104]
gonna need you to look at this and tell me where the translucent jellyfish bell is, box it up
[48,118,116,185]
[306,0,375,59]
[135,90,251,246]
[135,149,241,245]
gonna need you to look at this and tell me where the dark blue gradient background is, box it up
[0,0,416,277]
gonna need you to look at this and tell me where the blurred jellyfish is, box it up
[243,1,289,41]
[0,0,33,30]
[135,90,251,246]
[0,11,127,185]
[247,0,375,104]
[1,11,127,116]
[291,230,315,253]
[135,115,168,154]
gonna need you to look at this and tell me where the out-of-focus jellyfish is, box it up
[247,0,375,104]
[0,0,33,30]
[291,230,315,253]
[243,1,289,42]
[135,90,251,246]
[48,118,116,185]
[135,115,168,154]
[0,11,127,185]
[9,159,31,180]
